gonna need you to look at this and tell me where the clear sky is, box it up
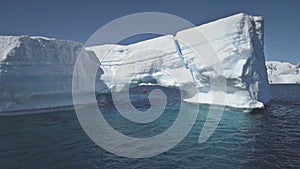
[1,0,299,64]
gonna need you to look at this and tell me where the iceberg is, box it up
[0,13,271,113]
[0,36,90,113]
[86,35,194,91]
[87,13,271,109]
[175,13,271,108]
[267,61,300,84]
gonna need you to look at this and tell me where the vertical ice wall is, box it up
[0,36,87,112]
[175,13,271,108]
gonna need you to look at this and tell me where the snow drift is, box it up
[0,13,271,113]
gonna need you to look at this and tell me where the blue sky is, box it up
[1,0,299,64]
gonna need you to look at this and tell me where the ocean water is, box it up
[0,85,300,169]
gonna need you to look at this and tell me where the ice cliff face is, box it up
[175,13,270,108]
[0,36,86,112]
[87,13,271,108]
[0,13,271,112]
[86,35,194,91]
[267,61,300,84]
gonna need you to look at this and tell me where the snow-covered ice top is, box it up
[267,61,300,84]
[0,36,57,62]
[30,36,56,41]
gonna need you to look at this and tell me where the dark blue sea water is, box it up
[0,85,300,169]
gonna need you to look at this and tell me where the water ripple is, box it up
[0,85,300,168]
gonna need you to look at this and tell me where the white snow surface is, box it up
[0,13,271,113]
[267,61,300,84]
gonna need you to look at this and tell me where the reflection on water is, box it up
[0,85,299,168]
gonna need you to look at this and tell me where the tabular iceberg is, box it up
[87,13,271,108]
[0,36,88,113]
[175,13,271,108]
[0,13,271,113]
[267,61,300,84]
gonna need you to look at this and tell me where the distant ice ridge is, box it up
[267,61,300,84]
[87,13,271,109]
[0,13,271,113]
